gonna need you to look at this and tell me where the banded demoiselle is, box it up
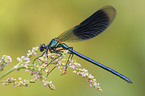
[37,6,132,83]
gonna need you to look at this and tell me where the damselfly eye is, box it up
[40,44,45,52]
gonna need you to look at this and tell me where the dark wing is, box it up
[57,6,116,42]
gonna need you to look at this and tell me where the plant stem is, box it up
[0,66,26,80]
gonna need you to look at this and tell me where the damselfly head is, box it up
[39,44,46,52]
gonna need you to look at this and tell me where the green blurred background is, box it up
[0,0,144,96]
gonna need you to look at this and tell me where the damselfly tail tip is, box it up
[126,79,133,84]
[128,80,133,84]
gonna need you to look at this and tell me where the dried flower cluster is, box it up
[0,47,102,92]
[0,55,12,71]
